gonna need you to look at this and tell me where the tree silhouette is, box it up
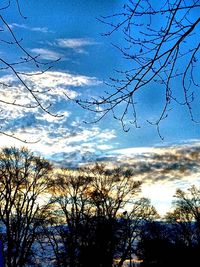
[116,198,158,267]
[137,221,174,267]
[166,185,200,245]
[45,168,93,267]
[74,0,200,137]
[80,165,142,267]
[141,185,200,267]
[48,164,157,267]
[0,147,52,267]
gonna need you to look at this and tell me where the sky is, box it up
[0,0,200,215]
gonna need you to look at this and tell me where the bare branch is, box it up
[75,0,200,137]
[0,2,63,142]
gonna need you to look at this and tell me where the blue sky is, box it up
[1,0,200,214]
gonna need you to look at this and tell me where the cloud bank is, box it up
[0,69,115,168]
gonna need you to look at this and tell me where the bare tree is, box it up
[82,165,142,267]
[166,185,200,245]
[0,147,53,267]
[74,0,200,137]
[47,164,157,267]
[0,1,61,142]
[137,185,200,267]
[116,198,158,267]
[49,169,93,267]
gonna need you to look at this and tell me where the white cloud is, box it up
[96,144,113,150]
[63,128,116,145]
[0,71,100,110]
[57,38,97,48]
[112,147,162,156]
[56,38,98,53]
[23,71,101,88]
[30,48,62,61]
[97,131,117,141]
[0,123,117,168]
[0,69,103,153]
[31,27,49,33]
[9,23,50,33]
[37,111,70,123]
[0,69,111,167]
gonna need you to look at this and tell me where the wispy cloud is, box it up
[56,38,99,54]
[9,23,50,33]
[0,121,116,168]
[0,70,109,166]
[0,70,101,132]
[30,48,63,61]
[95,142,200,215]
[23,71,101,88]
[107,144,200,183]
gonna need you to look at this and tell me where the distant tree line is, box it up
[0,147,199,267]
